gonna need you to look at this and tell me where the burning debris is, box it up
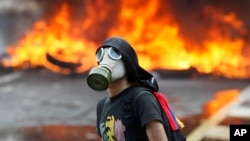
[0,0,249,78]
[46,53,82,74]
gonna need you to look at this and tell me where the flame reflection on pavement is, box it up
[0,125,101,141]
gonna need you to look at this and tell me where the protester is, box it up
[87,36,170,141]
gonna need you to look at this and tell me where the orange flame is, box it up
[2,1,250,78]
[203,89,240,116]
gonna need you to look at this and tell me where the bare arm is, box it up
[145,120,168,141]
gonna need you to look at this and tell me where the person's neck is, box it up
[108,77,133,97]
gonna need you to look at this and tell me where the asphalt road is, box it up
[0,69,249,141]
[0,69,249,128]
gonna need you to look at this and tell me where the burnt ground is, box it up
[0,68,249,141]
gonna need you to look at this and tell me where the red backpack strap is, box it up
[153,91,179,131]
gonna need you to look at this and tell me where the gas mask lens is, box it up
[96,47,122,62]
[96,47,104,62]
[109,47,122,60]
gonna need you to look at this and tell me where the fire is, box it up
[2,4,97,74]
[203,89,240,117]
[1,1,250,78]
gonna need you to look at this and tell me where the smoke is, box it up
[0,0,43,54]
[169,0,250,47]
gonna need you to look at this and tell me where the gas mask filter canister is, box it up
[87,47,126,91]
[87,65,111,91]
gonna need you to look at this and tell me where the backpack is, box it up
[97,86,186,141]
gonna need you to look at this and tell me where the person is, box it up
[87,36,169,141]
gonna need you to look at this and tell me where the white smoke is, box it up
[0,0,43,55]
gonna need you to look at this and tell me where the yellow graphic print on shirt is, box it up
[100,115,125,141]
[106,115,115,140]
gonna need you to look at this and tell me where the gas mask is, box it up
[87,47,126,91]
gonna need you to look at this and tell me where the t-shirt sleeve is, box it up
[132,91,163,127]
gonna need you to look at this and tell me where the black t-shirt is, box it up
[96,86,163,141]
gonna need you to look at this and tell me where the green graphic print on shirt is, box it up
[99,115,125,141]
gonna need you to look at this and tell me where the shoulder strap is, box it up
[153,91,182,131]
[121,86,145,125]
[135,88,186,140]
[96,97,108,135]
[126,86,184,131]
